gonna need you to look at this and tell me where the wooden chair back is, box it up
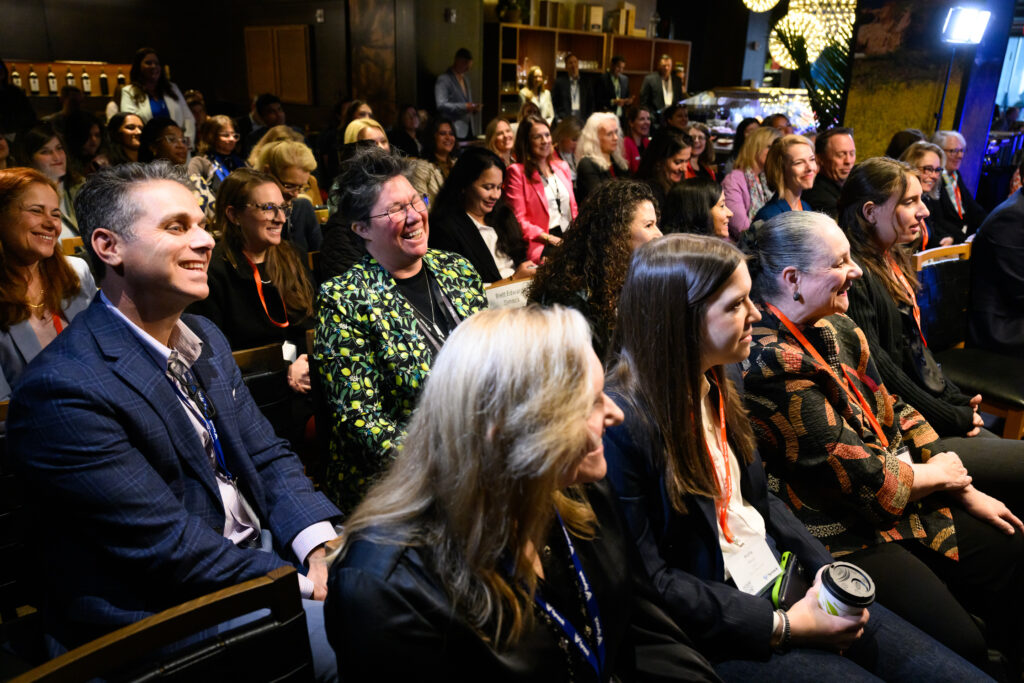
[231,344,291,436]
[10,566,312,683]
[60,238,82,257]
[914,243,971,353]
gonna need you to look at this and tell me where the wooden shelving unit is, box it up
[484,23,691,123]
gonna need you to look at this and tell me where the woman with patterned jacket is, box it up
[314,146,486,514]
[741,210,1024,674]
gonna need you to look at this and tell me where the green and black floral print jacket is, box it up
[314,249,486,512]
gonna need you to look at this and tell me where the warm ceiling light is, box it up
[769,12,827,70]
[743,0,782,12]
[790,0,856,41]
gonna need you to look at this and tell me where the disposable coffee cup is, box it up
[817,561,875,617]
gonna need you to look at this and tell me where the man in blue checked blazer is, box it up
[7,162,342,676]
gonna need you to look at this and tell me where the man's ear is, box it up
[90,227,123,268]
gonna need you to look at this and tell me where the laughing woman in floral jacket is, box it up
[314,147,486,514]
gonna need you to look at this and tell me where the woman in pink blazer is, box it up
[504,115,578,263]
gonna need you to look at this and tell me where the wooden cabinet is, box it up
[244,25,312,105]
[484,23,691,123]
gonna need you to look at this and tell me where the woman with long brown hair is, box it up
[604,232,988,680]
[0,167,96,399]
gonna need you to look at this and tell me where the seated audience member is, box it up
[325,306,719,681]
[0,128,11,171]
[518,66,555,125]
[243,93,292,156]
[14,122,83,238]
[603,233,988,680]
[968,156,1024,355]
[105,112,144,166]
[662,102,689,132]
[528,180,660,359]
[763,113,791,134]
[742,210,1024,670]
[839,157,1024,457]
[343,118,390,153]
[246,124,305,169]
[802,127,856,219]
[723,117,761,174]
[623,106,653,174]
[504,115,578,264]
[752,134,816,222]
[684,123,717,182]
[552,52,594,123]
[408,117,457,206]
[63,111,108,177]
[183,88,207,133]
[0,168,96,400]
[428,148,533,284]
[900,141,954,248]
[634,130,692,210]
[254,140,323,255]
[118,47,196,146]
[575,112,629,204]
[188,115,246,195]
[139,116,188,165]
[485,116,515,167]
[7,162,341,677]
[389,104,422,159]
[722,126,780,240]
[661,177,732,239]
[551,116,581,183]
[314,146,486,513]
[885,128,925,160]
[932,130,988,240]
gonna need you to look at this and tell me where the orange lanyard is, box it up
[765,304,889,449]
[885,253,927,348]
[705,369,734,544]
[52,311,63,334]
[953,183,964,219]
[920,224,929,250]
[245,256,289,329]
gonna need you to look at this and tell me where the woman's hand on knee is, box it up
[786,572,868,650]
[957,485,1024,535]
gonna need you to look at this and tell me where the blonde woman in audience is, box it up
[752,134,816,222]
[343,118,390,153]
[0,168,96,399]
[485,116,515,166]
[518,66,554,124]
[324,306,719,680]
[721,126,781,239]
[574,112,629,204]
[254,139,323,254]
[552,116,581,183]
[187,115,246,195]
[246,124,304,168]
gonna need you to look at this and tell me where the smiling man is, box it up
[6,162,341,677]
[803,127,856,219]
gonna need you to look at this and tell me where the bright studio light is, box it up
[942,7,992,45]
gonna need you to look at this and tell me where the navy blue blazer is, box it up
[7,297,340,648]
[602,382,832,663]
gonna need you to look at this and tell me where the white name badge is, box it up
[895,445,912,465]
[724,538,783,595]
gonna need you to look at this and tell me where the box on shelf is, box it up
[606,9,627,35]
[630,27,648,37]
[575,4,603,32]
[538,0,559,28]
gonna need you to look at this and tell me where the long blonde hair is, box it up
[332,306,598,646]
[734,126,781,173]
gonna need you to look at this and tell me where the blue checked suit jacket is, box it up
[7,296,341,649]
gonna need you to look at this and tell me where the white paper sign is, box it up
[485,277,533,309]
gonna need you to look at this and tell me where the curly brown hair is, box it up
[528,180,657,353]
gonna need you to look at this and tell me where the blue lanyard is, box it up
[532,509,606,678]
[167,372,235,482]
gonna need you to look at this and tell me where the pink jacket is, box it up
[504,159,579,263]
[721,169,752,240]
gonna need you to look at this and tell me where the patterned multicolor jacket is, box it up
[314,249,486,512]
[742,308,958,559]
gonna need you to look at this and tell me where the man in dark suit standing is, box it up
[597,55,633,118]
[639,54,685,119]
[7,162,342,677]
[552,52,593,124]
[968,162,1024,355]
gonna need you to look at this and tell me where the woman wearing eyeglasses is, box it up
[926,132,988,244]
[314,145,486,513]
[253,139,323,257]
[187,115,246,195]
[187,168,314,394]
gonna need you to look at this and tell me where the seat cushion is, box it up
[936,348,1024,408]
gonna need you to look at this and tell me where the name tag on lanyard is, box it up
[724,536,782,595]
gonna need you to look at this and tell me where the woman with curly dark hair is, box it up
[528,179,661,359]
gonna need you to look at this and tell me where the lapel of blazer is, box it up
[528,168,548,215]
[8,320,43,368]
[88,302,222,503]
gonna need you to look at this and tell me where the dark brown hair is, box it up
[608,234,756,513]
[513,115,552,181]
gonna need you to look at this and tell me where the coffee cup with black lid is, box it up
[817,561,875,617]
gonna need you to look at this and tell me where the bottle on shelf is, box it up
[47,67,58,95]
[65,68,75,87]
[10,66,21,88]
[116,68,126,87]
[99,70,109,96]
[28,66,40,95]
[81,68,92,95]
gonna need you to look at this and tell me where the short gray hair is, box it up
[74,161,193,278]
[932,130,966,150]
[746,211,834,302]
